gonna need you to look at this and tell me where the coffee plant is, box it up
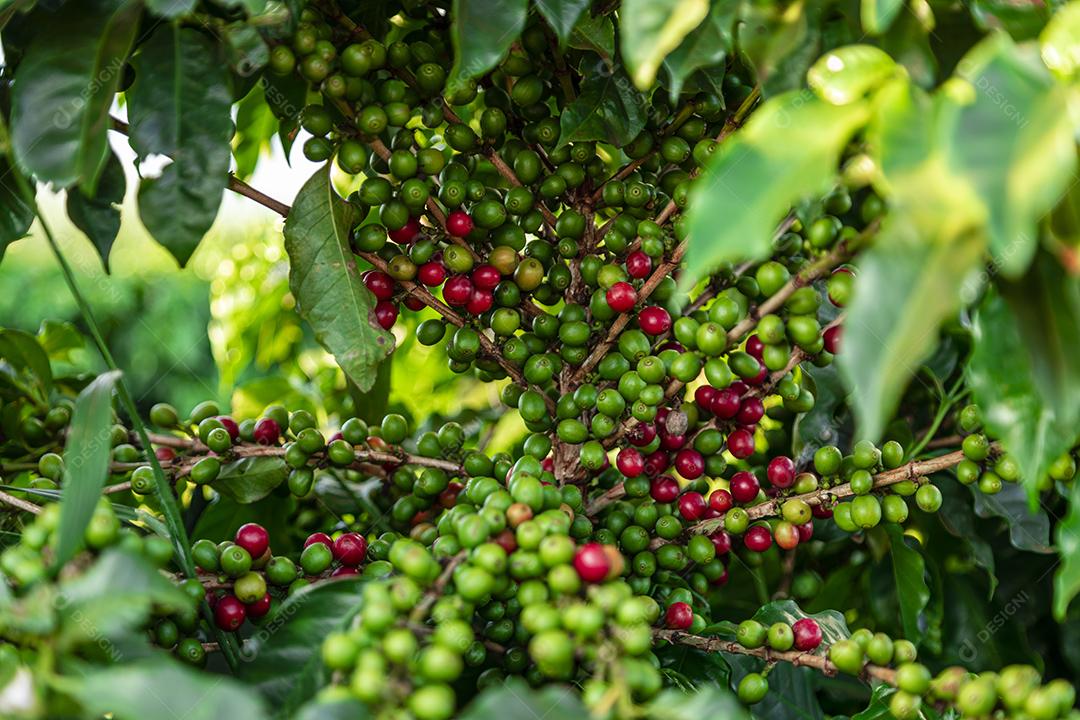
[1,0,1080,717]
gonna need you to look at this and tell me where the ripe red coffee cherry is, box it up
[678,491,706,521]
[304,532,334,550]
[253,418,281,446]
[736,397,765,426]
[331,566,360,577]
[156,446,176,462]
[494,529,517,554]
[235,523,269,559]
[573,543,612,583]
[643,450,669,477]
[374,300,398,329]
[403,296,425,311]
[245,593,272,619]
[767,456,796,489]
[447,210,474,237]
[417,262,446,287]
[443,275,473,306]
[638,306,672,335]
[216,416,240,441]
[796,521,815,542]
[363,270,395,300]
[214,595,246,631]
[695,385,717,410]
[792,618,822,651]
[651,475,680,503]
[466,288,494,315]
[711,388,741,419]
[617,447,644,477]
[729,471,760,504]
[823,325,842,354]
[812,504,834,519]
[709,489,733,514]
[709,530,732,555]
[744,525,773,552]
[746,334,765,360]
[471,264,501,290]
[626,250,652,279]
[727,428,755,459]
[333,532,368,566]
[660,433,686,451]
[606,281,637,313]
[388,217,421,244]
[675,449,704,479]
[627,422,656,447]
[665,601,693,629]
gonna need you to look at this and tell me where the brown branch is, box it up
[0,490,41,515]
[654,629,898,685]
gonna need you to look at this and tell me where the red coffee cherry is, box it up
[466,288,494,315]
[363,270,395,300]
[617,447,644,477]
[627,422,656,447]
[606,281,637,313]
[214,595,246,631]
[626,250,652,279]
[709,530,732,555]
[304,532,334,549]
[235,523,269,559]
[744,525,773,552]
[573,542,612,583]
[245,593,272,619]
[650,475,680,503]
[332,532,368,566]
[253,418,281,446]
[665,601,694,629]
[711,388,741,419]
[215,416,240,441]
[767,456,796,489]
[678,491,706,521]
[695,385,717,410]
[674,449,704,479]
[709,489,733,514]
[638,306,672,335]
[374,300,398,329]
[417,262,446,287]
[388,217,421,244]
[471,264,501,290]
[727,428,755,459]
[823,325,842,354]
[745,334,765,360]
[792,618,822,651]
[729,471,760,504]
[446,210,473,237]
[736,397,765,426]
[443,275,473,306]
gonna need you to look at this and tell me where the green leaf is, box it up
[751,599,851,645]
[852,684,897,720]
[648,687,750,720]
[0,328,53,401]
[56,370,120,565]
[294,698,373,720]
[223,22,270,75]
[447,0,527,88]
[569,13,614,59]
[620,0,710,90]
[952,34,1075,279]
[936,481,997,596]
[146,0,198,16]
[970,482,1052,553]
[838,220,984,442]
[807,45,898,105]
[127,25,233,266]
[534,0,591,46]
[661,0,734,100]
[36,320,86,363]
[71,660,268,720]
[1056,481,1080,619]
[684,93,869,283]
[968,257,1080,501]
[9,0,141,190]
[1041,1,1080,80]
[284,166,394,392]
[192,493,295,550]
[65,148,125,271]
[459,679,588,720]
[233,82,278,180]
[739,0,823,97]
[0,159,34,262]
[885,524,929,646]
[56,547,189,649]
[211,456,290,504]
[240,577,365,716]
[861,0,903,35]
[559,58,646,147]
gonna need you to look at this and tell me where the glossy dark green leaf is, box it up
[146,0,198,16]
[66,148,125,271]
[233,82,278,180]
[968,257,1080,502]
[885,524,930,646]
[861,0,903,35]
[56,548,189,648]
[211,456,290,504]
[936,481,997,596]
[72,660,267,719]
[851,684,896,720]
[648,687,750,720]
[9,0,141,190]
[560,58,646,147]
[127,25,233,266]
[952,35,1074,279]
[447,0,527,88]
[0,328,53,401]
[661,0,734,99]
[685,93,868,284]
[223,22,270,75]
[752,599,851,644]
[459,679,587,720]
[0,160,34,263]
[620,0,710,89]
[970,482,1052,553]
[1057,481,1080,619]
[240,577,365,716]
[569,13,614,59]
[838,219,984,442]
[56,370,121,565]
[284,166,394,392]
[192,494,295,550]
[535,0,591,45]
[656,642,732,690]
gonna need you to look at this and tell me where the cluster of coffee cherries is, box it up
[953,405,1078,495]
[188,523,368,635]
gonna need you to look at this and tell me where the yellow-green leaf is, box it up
[620,0,710,90]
